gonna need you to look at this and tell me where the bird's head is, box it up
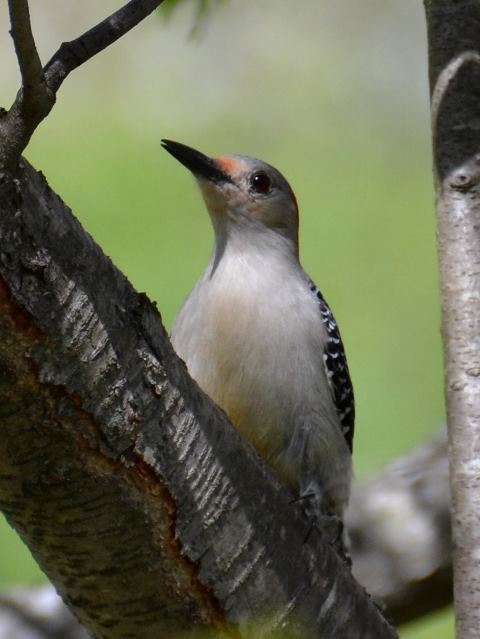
[162,140,299,255]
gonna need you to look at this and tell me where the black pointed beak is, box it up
[161,139,232,184]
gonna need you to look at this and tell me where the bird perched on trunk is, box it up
[162,139,354,524]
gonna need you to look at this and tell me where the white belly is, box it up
[171,252,351,513]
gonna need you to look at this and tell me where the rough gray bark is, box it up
[424,2,480,638]
[0,428,452,638]
[0,2,398,638]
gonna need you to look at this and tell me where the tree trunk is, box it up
[424,2,480,637]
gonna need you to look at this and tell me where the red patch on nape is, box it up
[216,156,239,174]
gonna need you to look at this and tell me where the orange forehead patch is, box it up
[216,156,239,174]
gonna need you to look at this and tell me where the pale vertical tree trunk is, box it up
[424,2,480,637]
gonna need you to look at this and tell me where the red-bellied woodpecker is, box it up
[162,139,355,523]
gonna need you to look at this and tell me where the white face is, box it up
[197,155,299,245]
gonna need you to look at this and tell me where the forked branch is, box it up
[0,0,165,170]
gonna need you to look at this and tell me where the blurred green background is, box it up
[0,0,450,636]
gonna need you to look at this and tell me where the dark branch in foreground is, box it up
[0,160,397,638]
[0,428,452,637]
[0,0,165,170]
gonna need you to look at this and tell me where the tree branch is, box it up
[44,0,166,94]
[348,428,452,626]
[0,1,166,171]
[424,2,480,637]
[7,0,49,115]
[0,159,397,638]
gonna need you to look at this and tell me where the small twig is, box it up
[44,0,166,94]
[7,0,51,117]
[8,0,43,88]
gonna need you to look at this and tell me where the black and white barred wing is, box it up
[309,281,355,452]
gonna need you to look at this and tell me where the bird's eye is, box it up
[250,172,272,194]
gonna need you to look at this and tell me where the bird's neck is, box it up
[210,225,299,275]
